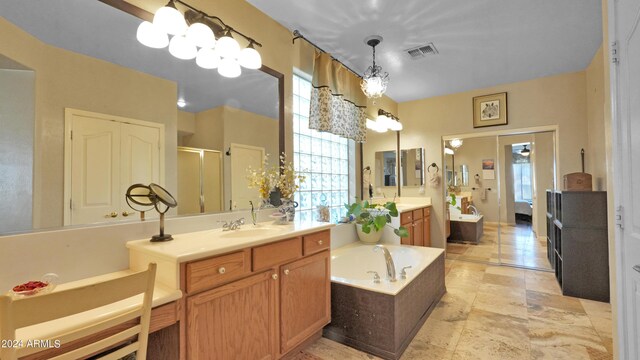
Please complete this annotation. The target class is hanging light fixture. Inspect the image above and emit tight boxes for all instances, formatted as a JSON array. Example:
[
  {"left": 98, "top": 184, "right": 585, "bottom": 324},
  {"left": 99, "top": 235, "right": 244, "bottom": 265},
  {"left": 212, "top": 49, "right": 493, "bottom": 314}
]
[
  {"left": 366, "top": 119, "right": 388, "bottom": 133},
  {"left": 450, "top": 138, "right": 463, "bottom": 150},
  {"left": 136, "top": 0, "right": 263, "bottom": 78},
  {"left": 520, "top": 144, "right": 531, "bottom": 156},
  {"left": 361, "top": 35, "right": 389, "bottom": 99},
  {"left": 377, "top": 109, "right": 403, "bottom": 131}
]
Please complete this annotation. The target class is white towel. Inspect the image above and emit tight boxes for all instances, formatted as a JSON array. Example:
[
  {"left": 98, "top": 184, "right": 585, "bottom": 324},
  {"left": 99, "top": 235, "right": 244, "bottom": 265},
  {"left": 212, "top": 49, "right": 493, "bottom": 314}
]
[{"left": 480, "top": 188, "right": 487, "bottom": 200}]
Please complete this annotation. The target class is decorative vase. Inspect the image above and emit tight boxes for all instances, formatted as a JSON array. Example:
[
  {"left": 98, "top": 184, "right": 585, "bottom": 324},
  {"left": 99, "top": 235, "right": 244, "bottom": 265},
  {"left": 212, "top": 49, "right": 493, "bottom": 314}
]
[
  {"left": 356, "top": 224, "right": 384, "bottom": 244},
  {"left": 279, "top": 198, "right": 298, "bottom": 222}
]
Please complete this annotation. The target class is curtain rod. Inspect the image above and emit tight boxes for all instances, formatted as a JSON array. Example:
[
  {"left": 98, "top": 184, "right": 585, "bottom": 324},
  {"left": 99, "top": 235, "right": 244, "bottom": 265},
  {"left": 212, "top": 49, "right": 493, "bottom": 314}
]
[{"left": 292, "top": 30, "right": 362, "bottom": 79}]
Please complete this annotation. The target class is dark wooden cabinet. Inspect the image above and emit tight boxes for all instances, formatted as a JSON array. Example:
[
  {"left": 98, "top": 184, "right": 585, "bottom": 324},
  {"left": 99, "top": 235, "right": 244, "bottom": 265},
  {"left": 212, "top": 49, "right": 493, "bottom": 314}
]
[
  {"left": 186, "top": 270, "right": 278, "bottom": 360},
  {"left": 423, "top": 208, "right": 431, "bottom": 247},
  {"left": 280, "top": 251, "right": 331, "bottom": 354},
  {"left": 546, "top": 190, "right": 609, "bottom": 302}
]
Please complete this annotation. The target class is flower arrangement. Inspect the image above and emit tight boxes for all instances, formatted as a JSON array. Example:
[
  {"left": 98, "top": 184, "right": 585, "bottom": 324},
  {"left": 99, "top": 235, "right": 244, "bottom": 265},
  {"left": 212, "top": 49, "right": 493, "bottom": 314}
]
[
  {"left": 246, "top": 154, "right": 277, "bottom": 202},
  {"left": 276, "top": 153, "right": 305, "bottom": 200},
  {"left": 345, "top": 200, "right": 409, "bottom": 238},
  {"left": 246, "top": 153, "right": 305, "bottom": 203}
]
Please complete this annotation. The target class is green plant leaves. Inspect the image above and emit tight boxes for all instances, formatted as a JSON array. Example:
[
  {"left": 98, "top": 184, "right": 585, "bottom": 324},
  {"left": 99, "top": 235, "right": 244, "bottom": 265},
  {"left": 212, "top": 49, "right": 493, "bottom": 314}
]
[
  {"left": 361, "top": 222, "right": 371, "bottom": 234},
  {"left": 394, "top": 226, "right": 409, "bottom": 238},
  {"left": 374, "top": 215, "right": 387, "bottom": 231}
]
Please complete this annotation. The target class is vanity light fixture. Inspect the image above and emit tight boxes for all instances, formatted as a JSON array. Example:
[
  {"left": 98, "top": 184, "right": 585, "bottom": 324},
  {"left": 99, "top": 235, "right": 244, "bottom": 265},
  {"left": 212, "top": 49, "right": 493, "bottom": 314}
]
[
  {"left": 177, "top": 99, "right": 186, "bottom": 108},
  {"left": 444, "top": 147, "right": 455, "bottom": 155},
  {"left": 449, "top": 138, "right": 463, "bottom": 150},
  {"left": 377, "top": 109, "right": 403, "bottom": 131},
  {"left": 136, "top": 0, "right": 262, "bottom": 77},
  {"left": 366, "top": 118, "right": 388, "bottom": 133},
  {"left": 520, "top": 144, "right": 531, "bottom": 156},
  {"left": 361, "top": 35, "right": 389, "bottom": 99}
]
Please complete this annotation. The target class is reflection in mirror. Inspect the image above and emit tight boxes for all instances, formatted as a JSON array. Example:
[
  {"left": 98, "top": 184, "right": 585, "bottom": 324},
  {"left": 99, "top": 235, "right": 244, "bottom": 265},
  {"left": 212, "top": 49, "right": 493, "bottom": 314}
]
[
  {"left": 375, "top": 151, "right": 398, "bottom": 188},
  {"left": 459, "top": 164, "right": 469, "bottom": 186},
  {"left": 0, "top": 0, "right": 279, "bottom": 235},
  {"left": 400, "top": 148, "right": 424, "bottom": 187}
]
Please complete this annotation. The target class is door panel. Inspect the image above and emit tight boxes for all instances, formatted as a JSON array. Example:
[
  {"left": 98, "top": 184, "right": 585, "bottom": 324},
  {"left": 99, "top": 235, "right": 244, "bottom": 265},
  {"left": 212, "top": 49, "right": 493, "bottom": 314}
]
[
  {"left": 177, "top": 149, "right": 202, "bottom": 215},
  {"left": 70, "top": 116, "right": 120, "bottom": 225},
  {"left": 613, "top": 0, "right": 640, "bottom": 357},
  {"left": 121, "top": 123, "right": 160, "bottom": 195},
  {"left": 230, "top": 143, "right": 265, "bottom": 209},
  {"left": 413, "top": 218, "right": 424, "bottom": 246},
  {"left": 280, "top": 251, "right": 330, "bottom": 354},
  {"left": 203, "top": 150, "right": 222, "bottom": 212},
  {"left": 187, "top": 271, "right": 277, "bottom": 360}
]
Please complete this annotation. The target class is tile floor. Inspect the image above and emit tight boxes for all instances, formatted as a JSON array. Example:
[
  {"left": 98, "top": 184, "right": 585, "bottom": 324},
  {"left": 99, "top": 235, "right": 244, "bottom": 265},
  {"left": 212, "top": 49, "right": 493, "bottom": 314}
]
[
  {"left": 447, "top": 222, "right": 551, "bottom": 270},
  {"left": 300, "top": 260, "right": 613, "bottom": 360}
]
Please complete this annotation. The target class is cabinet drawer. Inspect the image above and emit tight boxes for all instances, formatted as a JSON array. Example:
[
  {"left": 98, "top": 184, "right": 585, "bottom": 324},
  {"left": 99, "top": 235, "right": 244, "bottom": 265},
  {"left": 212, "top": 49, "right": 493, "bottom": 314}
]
[
  {"left": 424, "top": 207, "right": 430, "bottom": 217},
  {"left": 400, "top": 212, "right": 413, "bottom": 225},
  {"left": 253, "top": 237, "right": 302, "bottom": 271},
  {"left": 186, "top": 249, "right": 251, "bottom": 293},
  {"left": 303, "top": 230, "right": 330, "bottom": 255},
  {"left": 412, "top": 209, "right": 424, "bottom": 220}
]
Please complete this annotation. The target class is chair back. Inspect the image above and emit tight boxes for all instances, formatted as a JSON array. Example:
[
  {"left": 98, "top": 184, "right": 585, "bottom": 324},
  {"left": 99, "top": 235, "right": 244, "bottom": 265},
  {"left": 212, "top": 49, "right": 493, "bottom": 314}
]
[{"left": 0, "top": 263, "right": 156, "bottom": 360}]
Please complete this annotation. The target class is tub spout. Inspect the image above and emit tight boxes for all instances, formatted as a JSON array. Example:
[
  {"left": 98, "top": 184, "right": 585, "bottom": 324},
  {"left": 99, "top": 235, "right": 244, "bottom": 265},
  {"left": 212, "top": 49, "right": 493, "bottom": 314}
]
[{"left": 373, "top": 245, "right": 397, "bottom": 282}]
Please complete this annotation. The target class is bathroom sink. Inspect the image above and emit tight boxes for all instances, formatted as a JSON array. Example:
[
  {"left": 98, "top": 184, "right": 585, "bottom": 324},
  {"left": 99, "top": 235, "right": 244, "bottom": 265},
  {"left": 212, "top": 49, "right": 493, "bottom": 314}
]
[{"left": 219, "top": 226, "right": 286, "bottom": 239}]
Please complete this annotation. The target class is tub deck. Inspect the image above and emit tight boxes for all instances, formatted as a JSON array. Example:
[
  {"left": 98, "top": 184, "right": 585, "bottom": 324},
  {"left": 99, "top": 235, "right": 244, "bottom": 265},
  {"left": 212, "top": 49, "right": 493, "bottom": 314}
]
[{"left": 324, "top": 247, "right": 445, "bottom": 360}]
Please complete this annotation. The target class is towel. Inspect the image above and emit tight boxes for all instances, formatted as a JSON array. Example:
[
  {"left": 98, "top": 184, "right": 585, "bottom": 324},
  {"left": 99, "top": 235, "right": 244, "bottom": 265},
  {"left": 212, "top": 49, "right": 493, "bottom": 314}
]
[{"left": 480, "top": 188, "right": 488, "bottom": 200}]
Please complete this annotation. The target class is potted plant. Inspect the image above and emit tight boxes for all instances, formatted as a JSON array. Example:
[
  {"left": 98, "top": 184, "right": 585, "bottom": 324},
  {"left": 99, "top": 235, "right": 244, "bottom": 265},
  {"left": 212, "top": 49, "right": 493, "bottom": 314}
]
[{"left": 345, "top": 200, "right": 409, "bottom": 244}]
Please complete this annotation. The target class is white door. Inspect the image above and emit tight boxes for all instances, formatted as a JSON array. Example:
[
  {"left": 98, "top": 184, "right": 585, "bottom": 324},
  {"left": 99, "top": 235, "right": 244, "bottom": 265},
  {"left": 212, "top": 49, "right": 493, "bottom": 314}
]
[
  {"left": 611, "top": 0, "right": 640, "bottom": 358},
  {"left": 230, "top": 143, "right": 265, "bottom": 210},
  {"left": 120, "top": 123, "right": 161, "bottom": 219},
  {"left": 69, "top": 114, "right": 121, "bottom": 225}
]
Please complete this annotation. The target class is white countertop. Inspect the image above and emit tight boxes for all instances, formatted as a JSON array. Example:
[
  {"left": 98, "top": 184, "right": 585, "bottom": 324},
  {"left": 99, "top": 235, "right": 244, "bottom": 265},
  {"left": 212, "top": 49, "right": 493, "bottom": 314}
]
[
  {"left": 15, "top": 270, "right": 182, "bottom": 344},
  {"left": 396, "top": 203, "right": 432, "bottom": 212},
  {"left": 127, "top": 220, "right": 335, "bottom": 263}
]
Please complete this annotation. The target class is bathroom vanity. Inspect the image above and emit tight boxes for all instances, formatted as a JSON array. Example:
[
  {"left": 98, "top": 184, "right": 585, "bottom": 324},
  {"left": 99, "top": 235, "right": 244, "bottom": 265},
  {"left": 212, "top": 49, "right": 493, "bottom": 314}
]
[{"left": 127, "top": 222, "right": 334, "bottom": 359}]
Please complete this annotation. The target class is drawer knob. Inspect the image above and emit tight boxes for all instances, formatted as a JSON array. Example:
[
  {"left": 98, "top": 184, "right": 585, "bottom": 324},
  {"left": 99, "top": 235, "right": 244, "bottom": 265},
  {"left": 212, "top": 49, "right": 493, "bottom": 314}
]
[
  {"left": 272, "top": 274, "right": 279, "bottom": 280},
  {"left": 218, "top": 267, "right": 226, "bottom": 274},
  {"left": 284, "top": 269, "right": 290, "bottom": 275},
  {"left": 318, "top": 240, "right": 323, "bottom": 245}
]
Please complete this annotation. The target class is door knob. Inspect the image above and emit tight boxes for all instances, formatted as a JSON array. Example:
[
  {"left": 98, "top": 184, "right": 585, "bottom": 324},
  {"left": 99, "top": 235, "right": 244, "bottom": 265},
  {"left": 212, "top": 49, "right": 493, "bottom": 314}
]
[
  {"left": 122, "top": 211, "right": 135, "bottom": 217},
  {"left": 272, "top": 274, "right": 278, "bottom": 280},
  {"left": 284, "top": 269, "right": 290, "bottom": 275},
  {"left": 105, "top": 212, "right": 118, "bottom": 218}
]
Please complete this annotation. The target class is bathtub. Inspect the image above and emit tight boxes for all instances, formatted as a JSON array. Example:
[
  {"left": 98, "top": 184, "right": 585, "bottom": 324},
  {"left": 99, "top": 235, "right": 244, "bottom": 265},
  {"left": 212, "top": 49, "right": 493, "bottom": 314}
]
[
  {"left": 449, "top": 214, "right": 484, "bottom": 243},
  {"left": 324, "top": 243, "right": 445, "bottom": 360}
]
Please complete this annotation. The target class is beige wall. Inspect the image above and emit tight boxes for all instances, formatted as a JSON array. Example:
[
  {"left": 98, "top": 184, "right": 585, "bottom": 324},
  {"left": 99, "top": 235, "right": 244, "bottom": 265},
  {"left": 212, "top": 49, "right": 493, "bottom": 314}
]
[
  {"left": 0, "top": 17, "right": 178, "bottom": 230},
  {"left": 586, "top": 45, "right": 608, "bottom": 191},
  {"left": 399, "top": 71, "right": 589, "bottom": 248}
]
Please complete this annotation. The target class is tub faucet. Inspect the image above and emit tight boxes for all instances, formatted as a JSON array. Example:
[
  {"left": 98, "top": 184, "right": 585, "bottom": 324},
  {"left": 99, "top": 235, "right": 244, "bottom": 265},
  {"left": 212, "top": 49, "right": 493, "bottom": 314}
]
[
  {"left": 467, "top": 204, "right": 479, "bottom": 216},
  {"left": 373, "top": 245, "right": 397, "bottom": 282}
]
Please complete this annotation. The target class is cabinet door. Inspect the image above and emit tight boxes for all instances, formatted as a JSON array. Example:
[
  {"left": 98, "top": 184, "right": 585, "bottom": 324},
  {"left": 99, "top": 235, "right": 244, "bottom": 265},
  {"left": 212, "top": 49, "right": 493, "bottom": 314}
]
[
  {"left": 423, "top": 214, "right": 431, "bottom": 247},
  {"left": 402, "top": 223, "right": 413, "bottom": 245},
  {"left": 187, "top": 271, "right": 278, "bottom": 360},
  {"left": 413, "top": 218, "right": 424, "bottom": 246},
  {"left": 280, "top": 251, "right": 330, "bottom": 354}
]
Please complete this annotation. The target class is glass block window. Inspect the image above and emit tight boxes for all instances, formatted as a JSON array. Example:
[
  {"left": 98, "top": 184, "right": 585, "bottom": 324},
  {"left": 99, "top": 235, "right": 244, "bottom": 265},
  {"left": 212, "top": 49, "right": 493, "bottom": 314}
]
[{"left": 293, "top": 73, "right": 353, "bottom": 223}]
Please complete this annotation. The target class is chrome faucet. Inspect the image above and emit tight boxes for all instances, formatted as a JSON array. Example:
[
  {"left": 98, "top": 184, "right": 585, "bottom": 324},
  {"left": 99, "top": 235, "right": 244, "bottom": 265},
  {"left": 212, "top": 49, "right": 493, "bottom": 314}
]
[
  {"left": 220, "top": 218, "right": 245, "bottom": 231},
  {"left": 467, "top": 204, "right": 479, "bottom": 216},
  {"left": 373, "top": 245, "right": 397, "bottom": 282},
  {"left": 249, "top": 201, "right": 257, "bottom": 225}
]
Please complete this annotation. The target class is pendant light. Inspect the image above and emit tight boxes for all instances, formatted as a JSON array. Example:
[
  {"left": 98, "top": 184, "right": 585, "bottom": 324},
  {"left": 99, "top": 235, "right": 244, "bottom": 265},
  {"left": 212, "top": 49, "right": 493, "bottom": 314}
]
[
  {"left": 218, "top": 56, "right": 241, "bottom": 78},
  {"left": 196, "top": 47, "right": 221, "bottom": 69},
  {"left": 449, "top": 138, "right": 463, "bottom": 150},
  {"left": 361, "top": 35, "right": 389, "bottom": 99},
  {"left": 185, "top": 21, "right": 216, "bottom": 49},
  {"left": 216, "top": 29, "right": 241, "bottom": 59},
  {"left": 153, "top": 0, "right": 187, "bottom": 35},
  {"left": 521, "top": 145, "right": 531, "bottom": 156},
  {"left": 169, "top": 35, "right": 197, "bottom": 60}
]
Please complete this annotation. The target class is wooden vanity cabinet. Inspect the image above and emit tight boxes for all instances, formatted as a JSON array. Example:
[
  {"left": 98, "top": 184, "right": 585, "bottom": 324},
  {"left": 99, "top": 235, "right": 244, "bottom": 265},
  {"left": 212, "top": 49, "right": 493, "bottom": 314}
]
[
  {"left": 400, "top": 206, "right": 431, "bottom": 247},
  {"left": 182, "top": 230, "right": 331, "bottom": 360},
  {"left": 186, "top": 270, "right": 278, "bottom": 360},
  {"left": 280, "top": 251, "right": 331, "bottom": 354}
]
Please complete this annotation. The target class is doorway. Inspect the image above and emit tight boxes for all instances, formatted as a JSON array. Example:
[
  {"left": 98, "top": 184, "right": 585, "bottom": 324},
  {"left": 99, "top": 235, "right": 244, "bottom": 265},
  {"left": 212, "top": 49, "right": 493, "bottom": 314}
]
[{"left": 444, "top": 129, "right": 557, "bottom": 271}]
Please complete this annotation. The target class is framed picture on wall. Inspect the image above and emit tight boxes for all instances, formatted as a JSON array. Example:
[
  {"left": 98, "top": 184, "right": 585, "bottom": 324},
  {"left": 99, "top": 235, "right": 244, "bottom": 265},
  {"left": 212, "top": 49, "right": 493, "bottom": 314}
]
[{"left": 473, "top": 92, "right": 508, "bottom": 128}]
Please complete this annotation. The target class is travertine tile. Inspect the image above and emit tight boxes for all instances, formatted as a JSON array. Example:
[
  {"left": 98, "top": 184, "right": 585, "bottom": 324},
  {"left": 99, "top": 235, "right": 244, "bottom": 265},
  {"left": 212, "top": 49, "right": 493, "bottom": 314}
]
[
  {"left": 400, "top": 336, "right": 454, "bottom": 360},
  {"left": 473, "top": 283, "right": 528, "bottom": 319},
  {"left": 452, "top": 327, "right": 530, "bottom": 360},
  {"left": 482, "top": 272, "right": 526, "bottom": 288}
]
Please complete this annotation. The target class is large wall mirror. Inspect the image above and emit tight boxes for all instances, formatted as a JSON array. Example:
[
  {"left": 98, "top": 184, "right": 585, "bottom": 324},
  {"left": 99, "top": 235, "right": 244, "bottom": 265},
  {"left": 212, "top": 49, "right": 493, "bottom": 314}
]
[{"left": 0, "top": 0, "right": 283, "bottom": 235}]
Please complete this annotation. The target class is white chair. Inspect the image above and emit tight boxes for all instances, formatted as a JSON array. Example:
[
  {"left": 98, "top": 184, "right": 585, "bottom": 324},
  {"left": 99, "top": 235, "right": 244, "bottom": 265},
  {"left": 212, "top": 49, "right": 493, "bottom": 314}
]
[{"left": 0, "top": 263, "right": 156, "bottom": 360}]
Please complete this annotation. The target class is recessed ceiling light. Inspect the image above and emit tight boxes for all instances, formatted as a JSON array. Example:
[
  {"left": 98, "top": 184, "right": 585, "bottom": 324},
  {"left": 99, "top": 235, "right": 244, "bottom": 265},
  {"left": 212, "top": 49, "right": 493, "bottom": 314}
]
[{"left": 177, "top": 99, "right": 186, "bottom": 108}]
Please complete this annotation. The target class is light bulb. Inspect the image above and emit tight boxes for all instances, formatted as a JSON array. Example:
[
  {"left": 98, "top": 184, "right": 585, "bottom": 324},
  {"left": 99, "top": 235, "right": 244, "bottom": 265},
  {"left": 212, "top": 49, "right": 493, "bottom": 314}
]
[
  {"left": 216, "top": 34, "right": 240, "bottom": 59},
  {"left": 388, "top": 119, "right": 403, "bottom": 131},
  {"left": 196, "top": 48, "right": 220, "bottom": 69},
  {"left": 177, "top": 99, "right": 186, "bottom": 108},
  {"left": 153, "top": 3, "right": 187, "bottom": 35},
  {"left": 366, "top": 119, "right": 387, "bottom": 133},
  {"left": 136, "top": 21, "right": 169, "bottom": 49},
  {"left": 218, "top": 57, "right": 241, "bottom": 78},
  {"left": 450, "top": 138, "right": 463, "bottom": 149},
  {"left": 239, "top": 46, "right": 262, "bottom": 69},
  {"left": 364, "top": 76, "right": 385, "bottom": 97},
  {"left": 169, "top": 36, "right": 197, "bottom": 60},
  {"left": 185, "top": 22, "right": 216, "bottom": 48}
]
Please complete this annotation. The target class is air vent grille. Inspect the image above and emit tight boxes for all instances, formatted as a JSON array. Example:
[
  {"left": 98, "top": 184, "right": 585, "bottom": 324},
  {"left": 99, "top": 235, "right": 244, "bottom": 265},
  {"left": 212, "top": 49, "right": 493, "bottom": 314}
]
[{"left": 406, "top": 43, "right": 438, "bottom": 59}]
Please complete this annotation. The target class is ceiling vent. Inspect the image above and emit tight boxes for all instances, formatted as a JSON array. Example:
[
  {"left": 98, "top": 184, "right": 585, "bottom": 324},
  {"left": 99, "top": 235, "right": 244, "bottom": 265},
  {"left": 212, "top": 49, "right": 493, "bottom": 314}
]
[{"left": 406, "top": 43, "right": 438, "bottom": 59}]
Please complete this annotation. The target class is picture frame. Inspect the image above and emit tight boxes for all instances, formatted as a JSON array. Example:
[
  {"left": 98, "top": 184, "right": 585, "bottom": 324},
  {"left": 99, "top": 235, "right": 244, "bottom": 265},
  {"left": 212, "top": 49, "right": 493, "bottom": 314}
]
[{"left": 473, "top": 92, "right": 508, "bottom": 128}]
